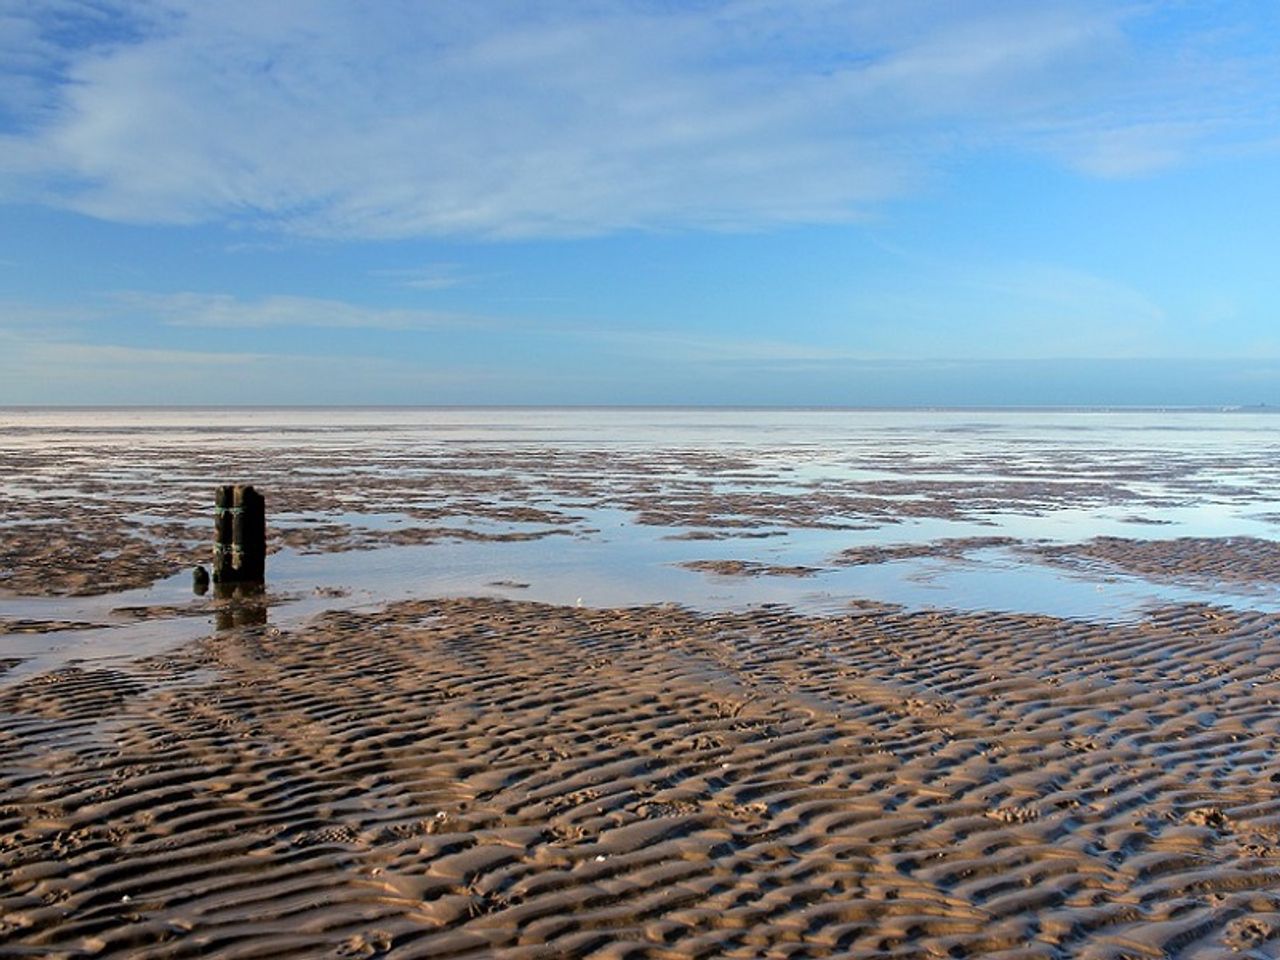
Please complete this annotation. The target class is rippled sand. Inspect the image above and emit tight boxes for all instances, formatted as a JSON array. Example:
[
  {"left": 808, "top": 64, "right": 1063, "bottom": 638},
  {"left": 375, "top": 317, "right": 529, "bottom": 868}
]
[{"left": 5, "top": 595, "right": 1280, "bottom": 958}]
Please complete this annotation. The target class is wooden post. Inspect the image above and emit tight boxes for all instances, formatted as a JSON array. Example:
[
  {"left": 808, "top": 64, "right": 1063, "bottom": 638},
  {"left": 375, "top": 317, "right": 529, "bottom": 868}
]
[
  {"left": 212, "top": 484, "right": 266, "bottom": 584},
  {"left": 235, "top": 485, "right": 266, "bottom": 583},
  {"left": 213, "top": 485, "right": 235, "bottom": 583}
]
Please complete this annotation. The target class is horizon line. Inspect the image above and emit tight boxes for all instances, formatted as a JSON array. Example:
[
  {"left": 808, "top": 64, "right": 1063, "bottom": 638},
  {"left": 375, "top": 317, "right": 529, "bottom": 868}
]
[{"left": 1, "top": 403, "right": 1274, "bottom": 413}]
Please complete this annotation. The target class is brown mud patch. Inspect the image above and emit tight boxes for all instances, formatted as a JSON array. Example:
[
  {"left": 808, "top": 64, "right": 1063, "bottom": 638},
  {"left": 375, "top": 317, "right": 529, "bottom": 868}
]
[
  {"left": 1033, "top": 536, "right": 1280, "bottom": 587},
  {"left": 0, "top": 619, "right": 99, "bottom": 636},
  {"left": 836, "top": 536, "right": 1019, "bottom": 566},
  {"left": 663, "top": 529, "right": 790, "bottom": 541},
  {"left": 4, "top": 598, "right": 1280, "bottom": 957},
  {"left": 680, "top": 560, "right": 824, "bottom": 578},
  {"left": 0, "top": 522, "right": 201, "bottom": 598},
  {"left": 275, "top": 523, "right": 574, "bottom": 555}
]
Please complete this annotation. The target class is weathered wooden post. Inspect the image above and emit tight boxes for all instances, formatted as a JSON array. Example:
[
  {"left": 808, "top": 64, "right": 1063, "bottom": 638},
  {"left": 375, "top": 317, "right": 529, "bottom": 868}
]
[
  {"left": 234, "top": 485, "right": 266, "bottom": 583},
  {"left": 213, "top": 484, "right": 266, "bottom": 584},
  {"left": 213, "top": 485, "right": 235, "bottom": 582}
]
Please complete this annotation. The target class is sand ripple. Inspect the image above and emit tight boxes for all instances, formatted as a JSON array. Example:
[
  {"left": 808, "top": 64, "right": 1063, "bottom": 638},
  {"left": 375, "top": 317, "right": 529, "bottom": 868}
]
[
  {"left": 1033, "top": 536, "right": 1280, "bottom": 587},
  {"left": 4, "top": 599, "right": 1280, "bottom": 957}
]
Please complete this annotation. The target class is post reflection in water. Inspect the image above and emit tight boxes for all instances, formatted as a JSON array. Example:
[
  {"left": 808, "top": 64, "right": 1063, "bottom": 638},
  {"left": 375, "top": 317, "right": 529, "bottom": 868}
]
[{"left": 212, "top": 583, "right": 268, "bottom": 630}]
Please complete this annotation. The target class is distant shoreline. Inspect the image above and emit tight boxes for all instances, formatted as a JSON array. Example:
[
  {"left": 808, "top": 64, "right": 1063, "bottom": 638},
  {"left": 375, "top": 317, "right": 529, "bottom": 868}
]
[{"left": 0, "top": 403, "right": 1275, "bottom": 413}]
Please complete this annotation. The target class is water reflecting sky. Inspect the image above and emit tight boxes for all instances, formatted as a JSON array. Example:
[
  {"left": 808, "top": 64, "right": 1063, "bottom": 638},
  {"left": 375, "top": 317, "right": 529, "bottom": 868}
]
[{"left": 2, "top": 407, "right": 1280, "bottom": 679}]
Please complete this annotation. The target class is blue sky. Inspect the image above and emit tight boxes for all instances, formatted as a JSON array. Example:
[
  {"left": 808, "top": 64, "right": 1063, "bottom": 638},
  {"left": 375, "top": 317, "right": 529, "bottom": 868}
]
[{"left": 1, "top": 1, "right": 1278, "bottom": 405}]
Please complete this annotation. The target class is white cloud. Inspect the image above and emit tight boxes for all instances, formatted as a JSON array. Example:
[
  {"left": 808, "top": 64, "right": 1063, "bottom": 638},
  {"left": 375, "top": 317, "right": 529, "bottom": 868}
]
[{"left": 1, "top": 1, "right": 1274, "bottom": 238}]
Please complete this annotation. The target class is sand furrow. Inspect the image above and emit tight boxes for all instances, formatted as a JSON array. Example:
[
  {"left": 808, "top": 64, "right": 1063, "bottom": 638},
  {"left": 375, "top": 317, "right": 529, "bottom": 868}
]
[{"left": 5, "top": 598, "right": 1280, "bottom": 956}]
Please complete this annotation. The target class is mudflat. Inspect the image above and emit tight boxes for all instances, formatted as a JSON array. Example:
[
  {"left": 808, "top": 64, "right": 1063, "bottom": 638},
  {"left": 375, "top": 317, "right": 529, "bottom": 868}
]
[{"left": 3, "top": 408, "right": 1280, "bottom": 957}]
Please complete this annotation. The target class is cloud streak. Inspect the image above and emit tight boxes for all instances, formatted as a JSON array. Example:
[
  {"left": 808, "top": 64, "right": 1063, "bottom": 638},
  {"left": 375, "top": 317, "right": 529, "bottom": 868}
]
[
  {"left": 0, "top": 328, "right": 493, "bottom": 404},
  {"left": 1, "top": 1, "right": 1276, "bottom": 239},
  {"left": 110, "top": 292, "right": 478, "bottom": 331},
  {"left": 369, "top": 263, "right": 480, "bottom": 292}
]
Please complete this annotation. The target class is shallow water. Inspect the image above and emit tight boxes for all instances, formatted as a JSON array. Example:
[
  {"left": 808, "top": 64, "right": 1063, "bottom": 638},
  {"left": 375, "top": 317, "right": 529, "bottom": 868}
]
[{"left": 3, "top": 406, "right": 1280, "bottom": 678}]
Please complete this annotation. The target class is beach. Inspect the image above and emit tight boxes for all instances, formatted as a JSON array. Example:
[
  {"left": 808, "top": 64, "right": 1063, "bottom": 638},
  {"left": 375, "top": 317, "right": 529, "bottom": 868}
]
[{"left": 4, "top": 408, "right": 1280, "bottom": 958}]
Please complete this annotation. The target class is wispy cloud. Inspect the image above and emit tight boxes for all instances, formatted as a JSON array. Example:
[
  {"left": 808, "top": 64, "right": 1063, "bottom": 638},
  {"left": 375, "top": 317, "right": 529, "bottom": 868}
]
[
  {"left": 1, "top": 290, "right": 480, "bottom": 332},
  {"left": 370, "top": 263, "right": 479, "bottom": 292},
  {"left": 1049, "top": 120, "right": 1203, "bottom": 178},
  {"left": 0, "top": 327, "right": 494, "bottom": 404},
  {"left": 840, "top": 258, "right": 1175, "bottom": 359},
  {"left": 566, "top": 327, "right": 878, "bottom": 365},
  {"left": 1, "top": 1, "right": 1275, "bottom": 239},
  {"left": 0, "top": 298, "right": 95, "bottom": 333},
  {"left": 0, "top": 327, "right": 266, "bottom": 402},
  {"left": 963, "top": 262, "right": 1168, "bottom": 355},
  {"left": 14, "top": 338, "right": 267, "bottom": 367},
  {"left": 110, "top": 291, "right": 478, "bottom": 330}
]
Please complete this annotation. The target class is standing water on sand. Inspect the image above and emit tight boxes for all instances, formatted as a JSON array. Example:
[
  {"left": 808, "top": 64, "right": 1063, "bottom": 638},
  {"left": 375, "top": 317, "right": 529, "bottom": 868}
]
[{"left": 3, "top": 406, "right": 1280, "bottom": 671}]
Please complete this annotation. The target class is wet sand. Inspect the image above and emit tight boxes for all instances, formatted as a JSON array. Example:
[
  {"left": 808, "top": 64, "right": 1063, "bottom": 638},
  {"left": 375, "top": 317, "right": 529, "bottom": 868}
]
[
  {"left": 5, "top": 409, "right": 1280, "bottom": 957},
  {"left": 5, "top": 597, "right": 1280, "bottom": 957},
  {"left": 1032, "top": 537, "right": 1280, "bottom": 588}
]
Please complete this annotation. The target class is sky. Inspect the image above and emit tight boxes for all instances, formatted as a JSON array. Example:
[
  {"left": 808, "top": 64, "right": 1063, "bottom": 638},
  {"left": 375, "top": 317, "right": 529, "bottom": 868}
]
[{"left": 1, "top": 0, "right": 1278, "bottom": 406}]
